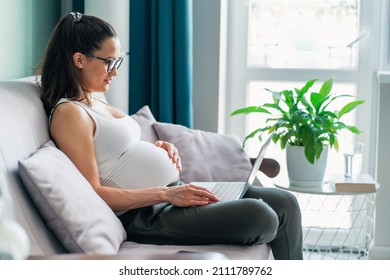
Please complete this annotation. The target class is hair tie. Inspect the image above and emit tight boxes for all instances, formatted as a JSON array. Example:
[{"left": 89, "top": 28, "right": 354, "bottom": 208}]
[{"left": 70, "top": 12, "right": 82, "bottom": 23}]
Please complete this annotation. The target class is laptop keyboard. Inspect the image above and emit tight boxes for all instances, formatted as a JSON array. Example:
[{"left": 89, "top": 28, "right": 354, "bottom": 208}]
[{"left": 211, "top": 182, "right": 244, "bottom": 201}]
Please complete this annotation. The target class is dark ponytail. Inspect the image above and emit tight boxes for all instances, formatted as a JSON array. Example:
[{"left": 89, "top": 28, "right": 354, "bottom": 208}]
[{"left": 37, "top": 13, "right": 117, "bottom": 115}]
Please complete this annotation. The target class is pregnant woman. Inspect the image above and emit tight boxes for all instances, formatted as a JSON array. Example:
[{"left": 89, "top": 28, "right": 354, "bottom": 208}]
[{"left": 38, "top": 12, "right": 303, "bottom": 260}]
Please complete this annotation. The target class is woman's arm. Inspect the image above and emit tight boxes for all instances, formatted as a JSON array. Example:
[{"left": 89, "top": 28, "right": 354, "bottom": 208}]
[{"left": 50, "top": 103, "right": 218, "bottom": 211}]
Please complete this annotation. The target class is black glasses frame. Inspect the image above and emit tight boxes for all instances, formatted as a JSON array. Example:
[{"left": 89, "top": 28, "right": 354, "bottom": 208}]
[{"left": 84, "top": 53, "right": 123, "bottom": 72}]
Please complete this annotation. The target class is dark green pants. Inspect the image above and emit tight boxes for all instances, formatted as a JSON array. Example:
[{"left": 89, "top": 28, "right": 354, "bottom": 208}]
[{"left": 119, "top": 186, "right": 303, "bottom": 260}]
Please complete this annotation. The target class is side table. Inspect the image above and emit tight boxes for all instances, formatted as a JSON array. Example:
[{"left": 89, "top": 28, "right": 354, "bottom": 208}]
[{"left": 274, "top": 174, "right": 379, "bottom": 260}]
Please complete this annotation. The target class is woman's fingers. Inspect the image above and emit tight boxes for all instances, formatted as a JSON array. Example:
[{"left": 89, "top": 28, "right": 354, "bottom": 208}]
[
  {"left": 188, "top": 184, "right": 219, "bottom": 202},
  {"left": 167, "top": 184, "right": 219, "bottom": 207},
  {"left": 155, "top": 141, "right": 182, "bottom": 172},
  {"left": 172, "top": 150, "right": 182, "bottom": 172}
]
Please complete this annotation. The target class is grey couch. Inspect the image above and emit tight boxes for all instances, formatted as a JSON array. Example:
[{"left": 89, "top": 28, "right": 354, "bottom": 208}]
[{"left": 0, "top": 76, "right": 278, "bottom": 259}]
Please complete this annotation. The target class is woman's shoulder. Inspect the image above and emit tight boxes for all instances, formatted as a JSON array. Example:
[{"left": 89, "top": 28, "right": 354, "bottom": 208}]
[
  {"left": 50, "top": 101, "right": 95, "bottom": 141},
  {"left": 53, "top": 100, "right": 86, "bottom": 116},
  {"left": 51, "top": 101, "right": 93, "bottom": 126}
]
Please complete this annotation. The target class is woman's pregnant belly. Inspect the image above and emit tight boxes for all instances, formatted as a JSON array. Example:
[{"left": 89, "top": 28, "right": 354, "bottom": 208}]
[{"left": 99, "top": 141, "right": 180, "bottom": 189}]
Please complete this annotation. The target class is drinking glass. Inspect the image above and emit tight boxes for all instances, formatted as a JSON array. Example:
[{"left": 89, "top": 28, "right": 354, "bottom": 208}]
[{"left": 344, "top": 142, "right": 364, "bottom": 178}]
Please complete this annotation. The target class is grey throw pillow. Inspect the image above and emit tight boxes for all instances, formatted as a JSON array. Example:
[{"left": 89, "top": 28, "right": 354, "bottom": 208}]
[
  {"left": 152, "top": 122, "right": 257, "bottom": 184},
  {"left": 18, "top": 141, "right": 127, "bottom": 254},
  {"left": 130, "top": 105, "right": 158, "bottom": 143}
]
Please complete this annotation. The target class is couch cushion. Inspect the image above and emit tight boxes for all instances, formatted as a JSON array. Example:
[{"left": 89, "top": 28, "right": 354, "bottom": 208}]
[
  {"left": 118, "top": 241, "right": 273, "bottom": 260},
  {"left": 0, "top": 77, "right": 67, "bottom": 255},
  {"left": 152, "top": 122, "right": 256, "bottom": 184},
  {"left": 18, "top": 141, "right": 127, "bottom": 254}
]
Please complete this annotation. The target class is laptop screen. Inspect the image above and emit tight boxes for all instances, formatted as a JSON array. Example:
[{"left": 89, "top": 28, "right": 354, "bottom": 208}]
[{"left": 246, "top": 132, "right": 274, "bottom": 185}]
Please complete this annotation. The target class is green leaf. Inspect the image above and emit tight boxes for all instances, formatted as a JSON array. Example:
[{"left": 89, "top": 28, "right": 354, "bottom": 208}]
[
  {"left": 265, "top": 88, "right": 282, "bottom": 105},
  {"left": 314, "top": 141, "right": 323, "bottom": 160},
  {"left": 263, "top": 103, "right": 283, "bottom": 112},
  {"left": 319, "top": 78, "right": 334, "bottom": 98},
  {"left": 299, "top": 95, "right": 312, "bottom": 112},
  {"left": 333, "top": 137, "right": 339, "bottom": 152},
  {"left": 318, "top": 110, "right": 338, "bottom": 119},
  {"left": 281, "top": 90, "right": 294, "bottom": 109},
  {"left": 280, "top": 130, "right": 295, "bottom": 149},
  {"left": 321, "top": 94, "right": 355, "bottom": 112},
  {"left": 298, "top": 79, "right": 317, "bottom": 98},
  {"left": 300, "top": 125, "right": 314, "bottom": 146},
  {"left": 272, "top": 133, "right": 280, "bottom": 143},
  {"left": 346, "top": 125, "right": 362, "bottom": 134},
  {"left": 338, "top": 100, "right": 365, "bottom": 118},
  {"left": 304, "top": 145, "right": 316, "bottom": 164},
  {"left": 328, "top": 133, "right": 335, "bottom": 146},
  {"left": 230, "top": 106, "right": 270, "bottom": 116},
  {"left": 242, "top": 128, "right": 264, "bottom": 146},
  {"left": 310, "top": 92, "right": 324, "bottom": 112}
]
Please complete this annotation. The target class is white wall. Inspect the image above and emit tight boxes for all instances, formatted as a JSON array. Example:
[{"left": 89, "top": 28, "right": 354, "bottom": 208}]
[
  {"left": 84, "top": 0, "right": 130, "bottom": 114},
  {"left": 370, "top": 73, "right": 390, "bottom": 259},
  {"left": 0, "top": 0, "right": 59, "bottom": 81},
  {"left": 0, "top": 1, "right": 32, "bottom": 80},
  {"left": 192, "top": 0, "right": 222, "bottom": 132},
  {"left": 368, "top": 0, "right": 390, "bottom": 260}
]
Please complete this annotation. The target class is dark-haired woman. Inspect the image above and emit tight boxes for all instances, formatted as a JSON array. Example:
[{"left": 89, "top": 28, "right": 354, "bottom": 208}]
[{"left": 38, "top": 12, "right": 303, "bottom": 260}]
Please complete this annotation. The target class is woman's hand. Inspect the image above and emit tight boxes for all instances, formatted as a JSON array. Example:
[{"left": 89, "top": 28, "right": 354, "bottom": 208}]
[
  {"left": 165, "top": 184, "right": 219, "bottom": 207},
  {"left": 155, "top": 140, "right": 182, "bottom": 172}
]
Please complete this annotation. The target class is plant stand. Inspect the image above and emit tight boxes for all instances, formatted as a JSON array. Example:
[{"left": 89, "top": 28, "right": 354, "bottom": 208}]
[{"left": 274, "top": 175, "right": 378, "bottom": 260}]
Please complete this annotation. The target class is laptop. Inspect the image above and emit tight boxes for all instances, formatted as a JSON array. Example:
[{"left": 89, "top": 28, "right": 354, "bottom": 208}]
[{"left": 192, "top": 132, "right": 274, "bottom": 202}]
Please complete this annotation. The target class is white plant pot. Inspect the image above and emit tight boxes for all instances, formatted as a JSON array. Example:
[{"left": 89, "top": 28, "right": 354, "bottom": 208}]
[{"left": 286, "top": 145, "right": 328, "bottom": 187}]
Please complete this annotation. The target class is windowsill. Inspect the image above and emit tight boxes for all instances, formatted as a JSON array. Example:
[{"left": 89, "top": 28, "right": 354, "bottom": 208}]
[{"left": 377, "top": 71, "right": 390, "bottom": 84}]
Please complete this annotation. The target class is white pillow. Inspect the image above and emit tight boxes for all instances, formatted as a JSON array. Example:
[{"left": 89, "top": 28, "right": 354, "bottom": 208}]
[{"left": 18, "top": 141, "right": 126, "bottom": 254}]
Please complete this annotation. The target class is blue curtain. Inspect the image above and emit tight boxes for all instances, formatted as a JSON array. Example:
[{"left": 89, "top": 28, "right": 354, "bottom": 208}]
[
  {"left": 129, "top": 0, "right": 193, "bottom": 127},
  {"left": 72, "top": 0, "right": 84, "bottom": 13}
]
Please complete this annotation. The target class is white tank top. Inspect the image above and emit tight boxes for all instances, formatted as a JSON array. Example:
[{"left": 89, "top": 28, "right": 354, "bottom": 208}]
[{"left": 52, "top": 98, "right": 179, "bottom": 189}]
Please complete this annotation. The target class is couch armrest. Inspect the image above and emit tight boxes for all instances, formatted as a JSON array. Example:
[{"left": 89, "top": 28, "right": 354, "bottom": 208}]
[{"left": 251, "top": 158, "right": 280, "bottom": 178}]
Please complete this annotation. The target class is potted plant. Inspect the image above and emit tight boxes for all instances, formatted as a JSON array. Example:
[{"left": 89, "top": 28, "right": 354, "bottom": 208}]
[{"left": 231, "top": 78, "right": 365, "bottom": 186}]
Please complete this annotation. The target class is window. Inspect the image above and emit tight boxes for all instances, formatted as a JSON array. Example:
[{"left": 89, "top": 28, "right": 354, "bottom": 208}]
[
  {"left": 224, "top": 0, "right": 380, "bottom": 177},
  {"left": 248, "top": 0, "right": 360, "bottom": 69}
]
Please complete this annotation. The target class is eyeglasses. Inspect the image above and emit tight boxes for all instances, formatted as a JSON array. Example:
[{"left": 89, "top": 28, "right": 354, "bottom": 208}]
[{"left": 84, "top": 53, "right": 123, "bottom": 73}]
